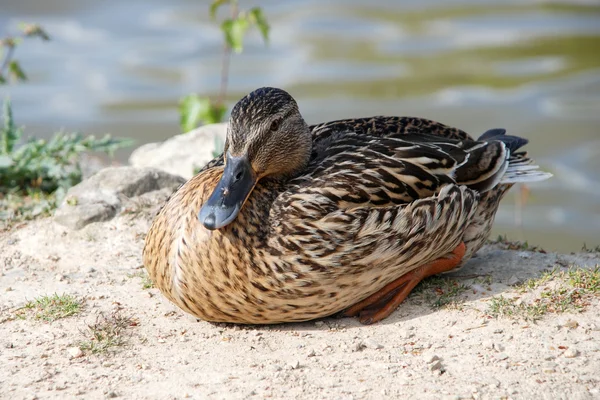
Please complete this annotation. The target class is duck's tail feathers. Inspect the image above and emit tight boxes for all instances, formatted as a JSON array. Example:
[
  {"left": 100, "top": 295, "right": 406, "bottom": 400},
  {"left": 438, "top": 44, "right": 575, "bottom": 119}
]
[
  {"left": 501, "top": 154, "right": 553, "bottom": 184},
  {"left": 477, "top": 128, "right": 552, "bottom": 185}
]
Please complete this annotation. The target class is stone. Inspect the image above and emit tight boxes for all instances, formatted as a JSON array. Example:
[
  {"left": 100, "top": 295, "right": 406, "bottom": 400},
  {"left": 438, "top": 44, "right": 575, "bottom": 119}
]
[
  {"left": 424, "top": 354, "right": 441, "bottom": 364},
  {"left": 67, "top": 346, "right": 84, "bottom": 359},
  {"left": 563, "top": 348, "right": 580, "bottom": 358},
  {"left": 129, "top": 123, "right": 227, "bottom": 179},
  {"left": 430, "top": 360, "right": 443, "bottom": 371},
  {"left": 361, "top": 338, "right": 383, "bottom": 350},
  {"left": 54, "top": 167, "right": 185, "bottom": 229}
]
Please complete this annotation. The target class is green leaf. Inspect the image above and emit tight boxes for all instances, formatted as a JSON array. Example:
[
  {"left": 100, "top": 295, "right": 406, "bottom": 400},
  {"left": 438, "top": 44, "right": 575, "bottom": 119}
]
[
  {"left": 1, "top": 99, "right": 23, "bottom": 154},
  {"left": 210, "top": 0, "right": 229, "bottom": 20},
  {"left": 19, "top": 23, "right": 50, "bottom": 41},
  {"left": 0, "top": 155, "right": 13, "bottom": 168},
  {"left": 179, "top": 95, "right": 227, "bottom": 133},
  {"left": 222, "top": 17, "right": 249, "bottom": 53},
  {"left": 248, "top": 7, "right": 270, "bottom": 44},
  {"left": 0, "top": 75, "right": 6, "bottom": 85},
  {"left": 8, "top": 61, "right": 27, "bottom": 82}
]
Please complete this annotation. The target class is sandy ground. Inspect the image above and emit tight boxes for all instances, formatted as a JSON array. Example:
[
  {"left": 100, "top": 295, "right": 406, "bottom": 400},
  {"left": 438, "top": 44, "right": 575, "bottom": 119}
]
[{"left": 1, "top": 194, "right": 599, "bottom": 400}]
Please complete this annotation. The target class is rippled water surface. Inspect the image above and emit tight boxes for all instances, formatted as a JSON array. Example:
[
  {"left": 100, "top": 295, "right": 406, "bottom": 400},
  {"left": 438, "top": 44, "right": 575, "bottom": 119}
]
[{"left": 2, "top": 0, "right": 600, "bottom": 251}]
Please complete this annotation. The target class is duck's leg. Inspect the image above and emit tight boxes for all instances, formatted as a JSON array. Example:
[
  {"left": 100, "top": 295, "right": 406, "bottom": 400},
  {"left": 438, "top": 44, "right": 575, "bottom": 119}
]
[{"left": 344, "top": 242, "right": 466, "bottom": 325}]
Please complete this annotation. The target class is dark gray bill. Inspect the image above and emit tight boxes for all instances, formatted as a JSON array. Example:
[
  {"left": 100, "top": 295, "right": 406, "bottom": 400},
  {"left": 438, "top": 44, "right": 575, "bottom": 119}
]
[{"left": 198, "top": 154, "right": 257, "bottom": 230}]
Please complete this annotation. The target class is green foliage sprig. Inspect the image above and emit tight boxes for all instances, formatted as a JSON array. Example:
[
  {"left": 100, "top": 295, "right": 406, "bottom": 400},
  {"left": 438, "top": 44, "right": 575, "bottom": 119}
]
[
  {"left": 0, "top": 100, "right": 132, "bottom": 195},
  {"left": 0, "top": 23, "right": 132, "bottom": 224},
  {"left": 0, "top": 23, "right": 50, "bottom": 84},
  {"left": 179, "top": 0, "right": 270, "bottom": 132}
]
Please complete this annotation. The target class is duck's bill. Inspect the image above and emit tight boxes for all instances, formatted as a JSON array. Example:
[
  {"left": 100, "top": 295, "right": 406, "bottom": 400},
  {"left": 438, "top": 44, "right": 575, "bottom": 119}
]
[{"left": 198, "top": 155, "right": 257, "bottom": 230}]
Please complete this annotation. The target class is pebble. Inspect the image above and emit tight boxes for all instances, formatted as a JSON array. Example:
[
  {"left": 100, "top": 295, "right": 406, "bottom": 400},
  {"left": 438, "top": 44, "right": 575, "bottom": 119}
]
[
  {"left": 400, "top": 330, "right": 415, "bottom": 340},
  {"left": 307, "top": 349, "right": 316, "bottom": 357},
  {"left": 563, "top": 348, "right": 580, "bottom": 358},
  {"left": 564, "top": 319, "right": 579, "bottom": 329},
  {"left": 494, "top": 343, "right": 505, "bottom": 352},
  {"left": 287, "top": 360, "right": 300, "bottom": 370},
  {"left": 314, "top": 321, "right": 325, "bottom": 328},
  {"left": 496, "top": 353, "right": 509, "bottom": 361},
  {"left": 67, "top": 347, "right": 84, "bottom": 359},
  {"left": 542, "top": 362, "right": 557, "bottom": 373},
  {"left": 361, "top": 338, "right": 383, "bottom": 350},
  {"left": 423, "top": 354, "right": 440, "bottom": 364},
  {"left": 5, "top": 286, "right": 12, "bottom": 292},
  {"left": 429, "top": 360, "right": 443, "bottom": 371}
]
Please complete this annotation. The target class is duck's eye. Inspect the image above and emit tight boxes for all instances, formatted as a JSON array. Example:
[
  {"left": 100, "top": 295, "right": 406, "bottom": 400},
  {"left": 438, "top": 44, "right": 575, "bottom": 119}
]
[{"left": 269, "top": 119, "right": 280, "bottom": 132}]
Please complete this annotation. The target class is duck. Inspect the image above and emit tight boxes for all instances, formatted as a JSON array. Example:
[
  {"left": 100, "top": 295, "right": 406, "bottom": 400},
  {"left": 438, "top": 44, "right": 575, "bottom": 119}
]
[{"left": 143, "top": 87, "right": 551, "bottom": 325}]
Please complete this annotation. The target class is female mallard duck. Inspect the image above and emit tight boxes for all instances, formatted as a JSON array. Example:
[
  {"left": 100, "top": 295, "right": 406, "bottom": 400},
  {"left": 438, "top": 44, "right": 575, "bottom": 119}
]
[{"left": 143, "top": 87, "right": 551, "bottom": 325}]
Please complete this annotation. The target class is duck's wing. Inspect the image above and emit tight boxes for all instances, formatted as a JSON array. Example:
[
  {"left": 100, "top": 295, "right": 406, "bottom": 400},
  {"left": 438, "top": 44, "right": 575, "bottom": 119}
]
[
  {"left": 292, "top": 130, "right": 531, "bottom": 211},
  {"left": 309, "top": 116, "right": 473, "bottom": 143}
]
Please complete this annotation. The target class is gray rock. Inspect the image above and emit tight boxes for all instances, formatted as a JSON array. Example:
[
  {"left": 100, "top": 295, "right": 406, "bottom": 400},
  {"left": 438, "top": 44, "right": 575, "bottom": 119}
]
[
  {"left": 129, "top": 123, "right": 227, "bottom": 179},
  {"left": 563, "top": 348, "right": 580, "bottom": 358},
  {"left": 54, "top": 167, "right": 185, "bottom": 229}
]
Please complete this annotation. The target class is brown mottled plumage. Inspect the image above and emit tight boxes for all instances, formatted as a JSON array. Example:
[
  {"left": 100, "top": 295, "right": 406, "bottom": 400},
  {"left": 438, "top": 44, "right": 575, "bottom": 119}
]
[{"left": 143, "top": 87, "right": 551, "bottom": 324}]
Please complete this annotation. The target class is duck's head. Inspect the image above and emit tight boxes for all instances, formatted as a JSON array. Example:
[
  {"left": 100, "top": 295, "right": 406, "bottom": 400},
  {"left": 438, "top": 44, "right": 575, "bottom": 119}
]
[{"left": 198, "top": 87, "right": 312, "bottom": 230}]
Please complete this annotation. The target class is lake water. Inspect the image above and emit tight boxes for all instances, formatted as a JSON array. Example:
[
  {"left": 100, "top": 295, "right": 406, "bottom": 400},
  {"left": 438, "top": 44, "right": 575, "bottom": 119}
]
[{"left": 2, "top": 0, "right": 599, "bottom": 252}]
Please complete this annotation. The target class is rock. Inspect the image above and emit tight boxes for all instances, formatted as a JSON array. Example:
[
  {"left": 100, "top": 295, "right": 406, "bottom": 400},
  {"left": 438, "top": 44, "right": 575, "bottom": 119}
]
[
  {"left": 287, "top": 360, "right": 301, "bottom": 370},
  {"left": 67, "top": 346, "right": 83, "bottom": 359},
  {"left": 542, "top": 362, "right": 557, "bottom": 373},
  {"left": 429, "top": 360, "right": 443, "bottom": 371},
  {"left": 494, "top": 343, "right": 505, "bottom": 352},
  {"left": 563, "top": 348, "right": 579, "bottom": 358},
  {"left": 361, "top": 338, "right": 383, "bottom": 350},
  {"left": 54, "top": 167, "right": 185, "bottom": 229},
  {"left": 564, "top": 319, "right": 579, "bottom": 329},
  {"left": 129, "top": 123, "right": 227, "bottom": 179},
  {"left": 423, "top": 354, "right": 441, "bottom": 364}
]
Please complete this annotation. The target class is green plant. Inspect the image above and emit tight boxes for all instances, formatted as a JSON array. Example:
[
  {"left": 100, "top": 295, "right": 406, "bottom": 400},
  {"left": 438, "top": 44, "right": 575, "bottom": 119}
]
[
  {"left": 0, "top": 100, "right": 132, "bottom": 223},
  {"left": 127, "top": 270, "right": 155, "bottom": 290},
  {"left": 79, "top": 311, "right": 133, "bottom": 354},
  {"left": 179, "top": 0, "right": 270, "bottom": 132},
  {"left": 0, "top": 23, "right": 49, "bottom": 84},
  {"left": 413, "top": 276, "right": 469, "bottom": 308},
  {"left": 487, "top": 265, "right": 600, "bottom": 321},
  {"left": 15, "top": 293, "right": 83, "bottom": 322}
]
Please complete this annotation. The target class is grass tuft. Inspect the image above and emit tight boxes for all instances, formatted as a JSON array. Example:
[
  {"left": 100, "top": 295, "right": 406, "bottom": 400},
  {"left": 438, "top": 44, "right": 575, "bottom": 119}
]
[
  {"left": 127, "top": 270, "right": 155, "bottom": 289},
  {"left": 487, "top": 266, "right": 600, "bottom": 321},
  {"left": 15, "top": 293, "right": 83, "bottom": 322},
  {"left": 413, "top": 276, "right": 469, "bottom": 308},
  {"left": 581, "top": 243, "right": 600, "bottom": 253},
  {"left": 79, "top": 312, "right": 134, "bottom": 355},
  {"left": 488, "top": 234, "right": 546, "bottom": 253}
]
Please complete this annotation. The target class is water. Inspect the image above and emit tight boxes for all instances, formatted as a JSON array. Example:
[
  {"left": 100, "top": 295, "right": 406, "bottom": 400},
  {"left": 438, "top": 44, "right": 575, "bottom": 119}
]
[{"left": 1, "top": 0, "right": 599, "bottom": 252}]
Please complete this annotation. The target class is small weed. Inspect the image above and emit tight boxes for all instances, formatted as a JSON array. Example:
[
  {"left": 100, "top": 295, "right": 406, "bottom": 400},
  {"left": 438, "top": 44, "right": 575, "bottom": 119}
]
[
  {"left": 127, "top": 270, "right": 155, "bottom": 289},
  {"left": 487, "top": 296, "right": 548, "bottom": 321},
  {"left": 581, "top": 243, "right": 600, "bottom": 253},
  {"left": 79, "top": 312, "right": 133, "bottom": 355},
  {"left": 1, "top": 100, "right": 132, "bottom": 225},
  {"left": 15, "top": 293, "right": 83, "bottom": 322},
  {"left": 413, "top": 276, "right": 468, "bottom": 308},
  {"left": 488, "top": 234, "right": 546, "bottom": 253},
  {"left": 487, "top": 265, "right": 600, "bottom": 321},
  {"left": 566, "top": 266, "right": 600, "bottom": 293},
  {"left": 518, "top": 267, "right": 561, "bottom": 291}
]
